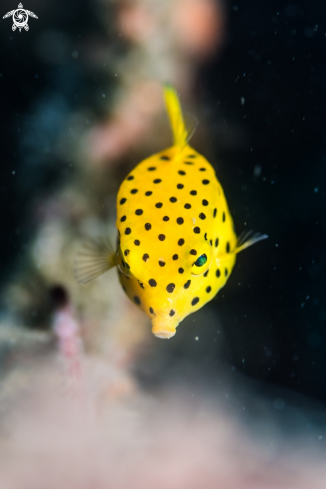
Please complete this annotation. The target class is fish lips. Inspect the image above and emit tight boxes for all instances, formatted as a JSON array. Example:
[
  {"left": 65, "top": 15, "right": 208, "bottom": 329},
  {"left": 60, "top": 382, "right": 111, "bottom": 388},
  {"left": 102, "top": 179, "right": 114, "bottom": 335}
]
[{"left": 151, "top": 315, "right": 180, "bottom": 339}]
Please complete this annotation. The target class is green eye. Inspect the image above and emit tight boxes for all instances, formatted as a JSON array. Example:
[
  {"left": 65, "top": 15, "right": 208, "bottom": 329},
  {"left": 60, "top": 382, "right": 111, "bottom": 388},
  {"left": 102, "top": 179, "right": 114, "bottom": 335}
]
[{"left": 194, "top": 254, "right": 207, "bottom": 267}]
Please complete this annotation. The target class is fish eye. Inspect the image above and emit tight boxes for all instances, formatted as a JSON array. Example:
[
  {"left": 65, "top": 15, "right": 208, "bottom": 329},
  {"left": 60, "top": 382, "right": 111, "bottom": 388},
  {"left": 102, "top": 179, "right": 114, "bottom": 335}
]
[
  {"left": 191, "top": 244, "right": 212, "bottom": 276},
  {"left": 194, "top": 254, "right": 207, "bottom": 267}
]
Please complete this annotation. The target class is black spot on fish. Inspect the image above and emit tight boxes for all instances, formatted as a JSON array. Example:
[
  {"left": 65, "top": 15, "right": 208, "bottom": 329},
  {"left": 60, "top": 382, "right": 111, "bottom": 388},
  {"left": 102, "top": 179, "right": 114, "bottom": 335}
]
[
  {"left": 134, "top": 296, "right": 141, "bottom": 305},
  {"left": 178, "top": 268, "right": 184, "bottom": 274},
  {"left": 120, "top": 198, "right": 127, "bottom": 205},
  {"left": 225, "top": 268, "right": 228, "bottom": 277},
  {"left": 145, "top": 191, "right": 153, "bottom": 196},
  {"left": 149, "top": 307, "right": 155, "bottom": 314},
  {"left": 145, "top": 223, "right": 152, "bottom": 231},
  {"left": 177, "top": 184, "right": 184, "bottom": 189},
  {"left": 166, "top": 283, "right": 175, "bottom": 293},
  {"left": 206, "top": 286, "right": 211, "bottom": 293},
  {"left": 159, "top": 261, "right": 165, "bottom": 267},
  {"left": 202, "top": 199, "right": 208, "bottom": 206},
  {"left": 216, "top": 269, "right": 221, "bottom": 277},
  {"left": 125, "top": 228, "right": 131, "bottom": 235},
  {"left": 135, "top": 209, "right": 143, "bottom": 215},
  {"left": 178, "top": 170, "right": 186, "bottom": 175},
  {"left": 124, "top": 250, "right": 130, "bottom": 256},
  {"left": 149, "top": 279, "right": 157, "bottom": 287},
  {"left": 222, "top": 212, "right": 226, "bottom": 222},
  {"left": 202, "top": 180, "right": 209, "bottom": 185},
  {"left": 199, "top": 168, "right": 206, "bottom": 172},
  {"left": 120, "top": 215, "right": 126, "bottom": 222},
  {"left": 184, "top": 280, "right": 191, "bottom": 289},
  {"left": 172, "top": 254, "right": 178, "bottom": 260},
  {"left": 170, "top": 197, "right": 177, "bottom": 203},
  {"left": 199, "top": 213, "right": 206, "bottom": 220},
  {"left": 153, "top": 179, "right": 162, "bottom": 184},
  {"left": 169, "top": 310, "right": 175, "bottom": 316},
  {"left": 184, "top": 203, "right": 191, "bottom": 209},
  {"left": 158, "top": 234, "right": 165, "bottom": 241},
  {"left": 148, "top": 167, "right": 156, "bottom": 171},
  {"left": 193, "top": 227, "right": 200, "bottom": 234},
  {"left": 155, "top": 202, "right": 163, "bottom": 208},
  {"left": 190, "top": 190, "right": 197, "bottom": 196},
  {"left": 177, "top": 217, "right": 184, "bottom": 225},
  {"left": 163, "top": 216, "right": 170, "bottom": 221},
  {"left": 127, "top": 175, "right": 134, "bottom": 180},
  {"left": 226, "top": 242, "right": 230, "bottom": 253},
  {"left": 204, "top": 270, "right": 209, "bottom": 277},
  {"left": 178, "top": 238, "right": 185, "bottom": 246},
  {"left": 160, "top": 156, "right": 170, "bottom": 160},
  {"left": 131, "top": 189, "right": 138, "bottom": 194},
  {"left": 190, "top": 249, "right": 197, "bottom": 255},
  {"left": 134, "top": 239, "right": 140, "bottom": 246},
  {"left": 143, "top": 254, "right": 149, "bottom": 262},
  {"left": 215, "top": 238, "right": 219, "bottom": 248},
  {"left": 191, "top": 297, "right": 199, "bottom": 306}
]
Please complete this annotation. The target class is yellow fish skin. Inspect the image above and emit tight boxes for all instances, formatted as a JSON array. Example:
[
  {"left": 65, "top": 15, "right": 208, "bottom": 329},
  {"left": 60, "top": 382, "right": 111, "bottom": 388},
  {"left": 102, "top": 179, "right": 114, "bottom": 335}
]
[
  {"left": 116, "top": 148, "right": 238, "bottom": 339},
  {"left": 115, "top": 85, "right": 266, "bottom": 339},
  {"left": 74, "top": 84, "right": 267, "bottom": 339}
]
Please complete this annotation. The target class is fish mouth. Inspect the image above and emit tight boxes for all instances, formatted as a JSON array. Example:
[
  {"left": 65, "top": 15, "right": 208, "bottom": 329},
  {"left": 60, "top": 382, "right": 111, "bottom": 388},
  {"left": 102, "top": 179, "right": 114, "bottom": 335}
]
[
  {"left": 153, "top": 330, "right": 176, "bottom": 339},
  {"left": 151, "top": 316, "right": 179, "bottom": 339}
]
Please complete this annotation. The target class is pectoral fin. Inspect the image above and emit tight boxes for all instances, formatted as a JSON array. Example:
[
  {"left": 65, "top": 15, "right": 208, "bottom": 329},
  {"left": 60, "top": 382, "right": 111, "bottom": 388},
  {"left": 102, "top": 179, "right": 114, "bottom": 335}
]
[
  {"left": 235, "top": 231, "right": 268, "bottom": 254},
  {"left": 73, "top": 238, "right": 116, "bottom": 284}
]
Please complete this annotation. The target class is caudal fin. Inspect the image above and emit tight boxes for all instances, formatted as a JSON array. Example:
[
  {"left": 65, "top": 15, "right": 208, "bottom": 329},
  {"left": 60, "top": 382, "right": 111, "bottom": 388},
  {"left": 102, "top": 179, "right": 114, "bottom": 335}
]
[{"left": 164, "top": 83, "right": 197, "bottom": 147}]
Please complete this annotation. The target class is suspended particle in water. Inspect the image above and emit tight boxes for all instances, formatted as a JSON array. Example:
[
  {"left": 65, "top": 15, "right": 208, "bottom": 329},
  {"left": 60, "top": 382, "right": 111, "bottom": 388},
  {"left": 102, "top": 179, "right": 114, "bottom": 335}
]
[{"left": 253, "top": 165, "right": 262, "bottom": 177}]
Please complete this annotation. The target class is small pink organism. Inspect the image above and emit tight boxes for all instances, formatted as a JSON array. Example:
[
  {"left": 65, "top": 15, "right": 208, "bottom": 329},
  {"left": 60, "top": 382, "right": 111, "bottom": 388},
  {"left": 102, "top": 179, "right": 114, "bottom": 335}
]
[{"left": 51, "top": 286, "right": 84, "bottom": 397}]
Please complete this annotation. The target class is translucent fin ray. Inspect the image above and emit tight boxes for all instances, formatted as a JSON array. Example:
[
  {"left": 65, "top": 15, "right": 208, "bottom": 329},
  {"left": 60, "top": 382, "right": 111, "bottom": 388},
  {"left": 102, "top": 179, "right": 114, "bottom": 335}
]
[
  {"left": 164, "top": 83, "right": 197, "bottom": 147},
  {"left": 73, "top": 238, "right": 116, "bottom": 284},
  {"left": 235, "top": 231, "right": 268, "bottom": 254}
]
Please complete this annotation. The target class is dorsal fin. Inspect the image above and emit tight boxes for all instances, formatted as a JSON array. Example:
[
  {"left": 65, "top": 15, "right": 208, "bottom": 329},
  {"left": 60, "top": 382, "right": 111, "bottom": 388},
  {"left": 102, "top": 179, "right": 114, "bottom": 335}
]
[{"left": 164, "top": 83, "right": 196, "bottom": 147}]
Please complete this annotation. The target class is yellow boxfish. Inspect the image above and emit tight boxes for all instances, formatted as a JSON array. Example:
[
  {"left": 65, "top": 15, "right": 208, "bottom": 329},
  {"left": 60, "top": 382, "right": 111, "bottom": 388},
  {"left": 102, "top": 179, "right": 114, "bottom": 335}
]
[{"left": 74, "top": 84, "right": 267, "bottom": 339}]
